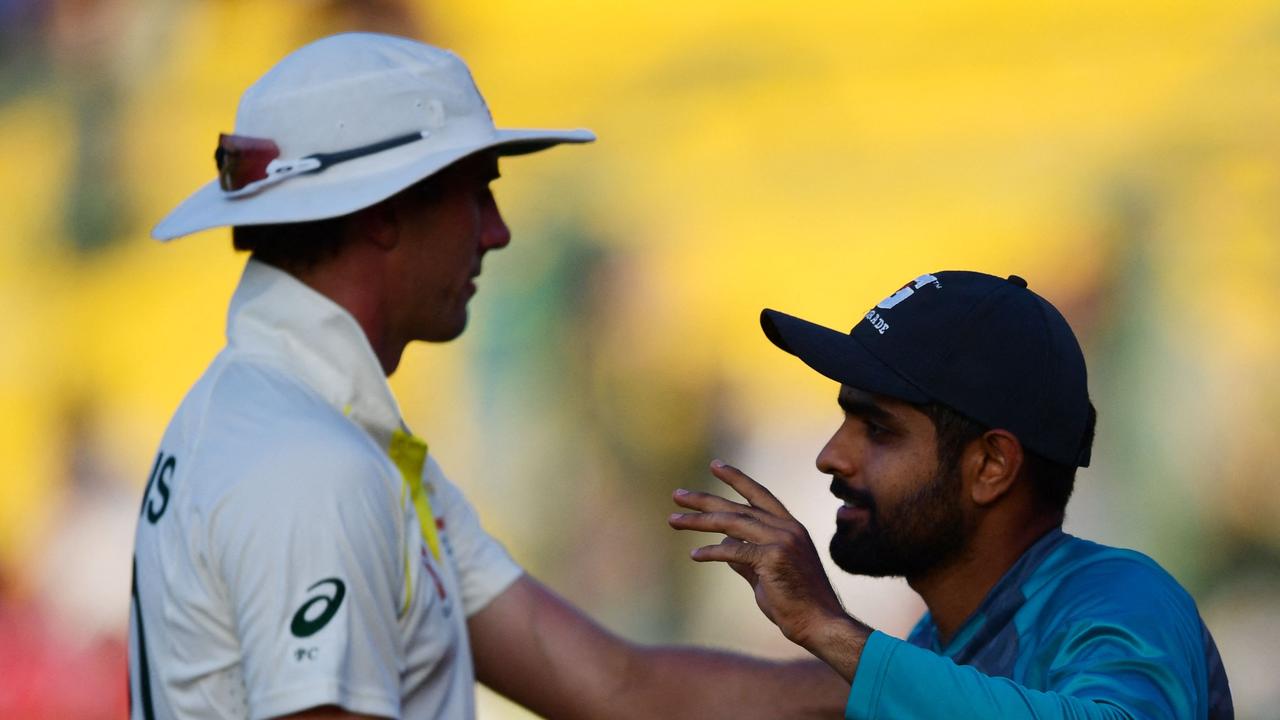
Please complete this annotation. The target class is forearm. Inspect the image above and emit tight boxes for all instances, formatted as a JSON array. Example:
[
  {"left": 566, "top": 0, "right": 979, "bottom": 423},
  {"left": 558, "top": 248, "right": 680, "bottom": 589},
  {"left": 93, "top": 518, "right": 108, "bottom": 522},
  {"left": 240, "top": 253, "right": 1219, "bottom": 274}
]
[
  {"left": 786, "top": 611, "right": 872, "bottom": 683},
  {"left": 616, "top": 644, "right": 849, "bottom": 720},
  {"left": 470, "top": 575, "right": 849, "bottom": 720}
]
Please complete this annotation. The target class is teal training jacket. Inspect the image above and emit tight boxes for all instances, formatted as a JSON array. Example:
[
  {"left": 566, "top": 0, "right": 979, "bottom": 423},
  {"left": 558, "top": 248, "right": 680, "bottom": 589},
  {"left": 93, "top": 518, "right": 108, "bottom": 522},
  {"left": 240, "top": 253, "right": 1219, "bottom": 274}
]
[{"left": 846, "top": 530, "right": 1233, "bottom": 719}]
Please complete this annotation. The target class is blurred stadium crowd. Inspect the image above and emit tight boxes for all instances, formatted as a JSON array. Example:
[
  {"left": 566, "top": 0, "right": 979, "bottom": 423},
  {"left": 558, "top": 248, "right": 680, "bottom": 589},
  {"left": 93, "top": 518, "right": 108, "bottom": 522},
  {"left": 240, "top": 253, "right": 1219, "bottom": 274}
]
[{"left": 1, "top": 1, "right": 1278, "bottom": 717}]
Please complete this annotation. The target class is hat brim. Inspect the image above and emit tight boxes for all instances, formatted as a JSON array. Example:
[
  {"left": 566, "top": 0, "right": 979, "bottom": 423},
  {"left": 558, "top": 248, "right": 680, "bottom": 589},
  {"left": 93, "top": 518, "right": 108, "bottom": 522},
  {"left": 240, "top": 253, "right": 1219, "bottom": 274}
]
[
  {"left": 760, "top": 308, "right": 930, "bottom": 404},
  {"left": 152, "top": 127, "right": 595, "bottom": 241}
]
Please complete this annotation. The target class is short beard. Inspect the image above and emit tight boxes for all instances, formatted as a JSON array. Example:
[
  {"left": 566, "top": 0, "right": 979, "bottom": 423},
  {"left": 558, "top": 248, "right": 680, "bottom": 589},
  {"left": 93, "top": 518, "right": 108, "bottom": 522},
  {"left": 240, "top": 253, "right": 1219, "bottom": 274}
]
[{"left": 828, "top": 460, "right": 968, "bottom": 579}]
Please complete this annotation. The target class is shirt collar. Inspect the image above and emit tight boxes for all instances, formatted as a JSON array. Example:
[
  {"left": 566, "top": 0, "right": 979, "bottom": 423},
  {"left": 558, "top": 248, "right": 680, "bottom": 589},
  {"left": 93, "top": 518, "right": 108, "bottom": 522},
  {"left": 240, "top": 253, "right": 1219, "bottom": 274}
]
[
  {"left": 913, "top": 527, "right": 1070, "bottom": 657},
  {"left": 225, "top": 258, "right": 406, "bottom": 448}
]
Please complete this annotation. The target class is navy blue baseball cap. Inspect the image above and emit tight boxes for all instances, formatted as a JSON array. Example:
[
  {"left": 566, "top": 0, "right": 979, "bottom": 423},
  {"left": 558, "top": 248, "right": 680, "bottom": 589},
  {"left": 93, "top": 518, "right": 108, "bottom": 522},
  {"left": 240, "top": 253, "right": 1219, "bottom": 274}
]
[{"left": 761, "top": 271, "right": 1095, "bottom": 467}]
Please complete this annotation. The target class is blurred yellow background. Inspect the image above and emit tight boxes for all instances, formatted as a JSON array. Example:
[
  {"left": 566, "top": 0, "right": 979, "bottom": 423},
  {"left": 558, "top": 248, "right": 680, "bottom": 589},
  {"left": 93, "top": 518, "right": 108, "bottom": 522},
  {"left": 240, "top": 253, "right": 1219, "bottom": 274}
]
[{"left": 2, "top": 0, "right": 1278, "bottom": 717}]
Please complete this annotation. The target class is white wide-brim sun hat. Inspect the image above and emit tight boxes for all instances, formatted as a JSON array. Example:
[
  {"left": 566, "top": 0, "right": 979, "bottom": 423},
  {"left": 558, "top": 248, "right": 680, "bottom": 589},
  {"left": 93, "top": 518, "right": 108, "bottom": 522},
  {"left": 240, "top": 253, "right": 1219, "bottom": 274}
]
[{"left": 153, "top": 33, "right": 595, "bottom": 241}]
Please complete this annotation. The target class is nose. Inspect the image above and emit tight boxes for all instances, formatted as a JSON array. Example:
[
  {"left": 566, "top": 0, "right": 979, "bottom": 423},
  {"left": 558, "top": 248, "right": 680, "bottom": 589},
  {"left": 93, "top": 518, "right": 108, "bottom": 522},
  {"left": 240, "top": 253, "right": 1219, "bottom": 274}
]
[
  {"left": 480, "top": 190, "right": 511, "bottom": 251},
  {"left": 816, "top": 421, "right": 859, "bottom": 481}
]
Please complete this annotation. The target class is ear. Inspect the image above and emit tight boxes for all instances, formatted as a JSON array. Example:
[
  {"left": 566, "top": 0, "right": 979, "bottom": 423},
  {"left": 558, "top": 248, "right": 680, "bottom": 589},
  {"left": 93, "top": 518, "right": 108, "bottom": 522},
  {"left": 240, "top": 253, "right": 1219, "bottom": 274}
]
[
  {"left": 347, "top": 199, "right": 400, "bottom": 251},
  {"left": 966, "top": 429, "right": 1024, "bottom": 507}
]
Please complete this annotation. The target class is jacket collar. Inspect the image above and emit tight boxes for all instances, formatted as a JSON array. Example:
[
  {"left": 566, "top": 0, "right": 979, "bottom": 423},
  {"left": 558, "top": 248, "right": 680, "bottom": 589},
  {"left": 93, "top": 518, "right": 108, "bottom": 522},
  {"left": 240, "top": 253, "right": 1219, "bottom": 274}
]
[{"left": 225, "top": 258, "right": 405, "bottom": 448}]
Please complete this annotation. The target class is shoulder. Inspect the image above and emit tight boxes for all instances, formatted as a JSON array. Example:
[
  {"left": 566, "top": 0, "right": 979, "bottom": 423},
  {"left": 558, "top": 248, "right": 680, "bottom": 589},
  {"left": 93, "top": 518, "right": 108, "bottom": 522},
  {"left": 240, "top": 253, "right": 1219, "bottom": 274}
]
[
  {"left": 1034, "top": 535, "right": 1200, "bottom": 623},
  {"left": 1023, "top": 536, "right": 1218, "bottom": 715},
  {"left": 422, "top": 454, "right": 483, "bottom": 531},
  {"left": 423, "top": 455, "right": 465, "bottom": 505},
  {"left": 204, "top": 356, "right": 353, "bottom": 434},
  {"left": 183, "top": 356, "right": 396, "bottom": 506},
  {"left": 423, "top": 455, "right": 497, "bottom": 536}
]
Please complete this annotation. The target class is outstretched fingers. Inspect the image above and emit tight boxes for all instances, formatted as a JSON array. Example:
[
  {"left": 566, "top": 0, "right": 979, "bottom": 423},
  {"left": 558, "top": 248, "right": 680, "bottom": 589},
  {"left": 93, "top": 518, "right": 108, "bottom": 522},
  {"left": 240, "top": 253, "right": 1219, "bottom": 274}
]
[
  {"left": 668, "top": 507, "right": 782, "bottom": 546},
  {"left": 667, "top": 460, "right": 862, "bottom": 667},
  {"left": 668, "top": 459, "right": 807, "bottom": 546},
  {"left": 671, "top": 488, "right": 793, "bottom": 531},
  {"left": 688, "top": 537, "right": 760, "bottom": 564},
  {"left": 708, "top": 459, "right": 795, "bottom": 521}
]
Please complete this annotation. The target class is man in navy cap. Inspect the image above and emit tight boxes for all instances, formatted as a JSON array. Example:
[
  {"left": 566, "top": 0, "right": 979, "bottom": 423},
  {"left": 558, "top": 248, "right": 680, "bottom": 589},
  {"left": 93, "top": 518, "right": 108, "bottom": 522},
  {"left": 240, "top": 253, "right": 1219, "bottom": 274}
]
[{"left": 670, "top": 271, "right": 1233, "bottom": 719}]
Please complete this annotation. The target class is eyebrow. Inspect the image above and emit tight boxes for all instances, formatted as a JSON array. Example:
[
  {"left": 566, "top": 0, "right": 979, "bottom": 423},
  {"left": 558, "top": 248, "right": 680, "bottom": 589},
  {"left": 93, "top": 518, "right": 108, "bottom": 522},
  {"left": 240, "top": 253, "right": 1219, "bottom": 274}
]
[{"left": 837, "top": 393, "right": 895, "bottom": 423}]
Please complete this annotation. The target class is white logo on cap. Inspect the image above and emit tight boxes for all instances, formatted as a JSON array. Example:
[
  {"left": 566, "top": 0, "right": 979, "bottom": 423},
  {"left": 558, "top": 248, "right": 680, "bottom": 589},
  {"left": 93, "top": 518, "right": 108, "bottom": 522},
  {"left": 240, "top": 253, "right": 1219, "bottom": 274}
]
[
  {"left": 864, "top": 274, "right": 940, "bottom": 334},
  {"left": 876, "top": 273, "right": 940, "bottom": 310}
]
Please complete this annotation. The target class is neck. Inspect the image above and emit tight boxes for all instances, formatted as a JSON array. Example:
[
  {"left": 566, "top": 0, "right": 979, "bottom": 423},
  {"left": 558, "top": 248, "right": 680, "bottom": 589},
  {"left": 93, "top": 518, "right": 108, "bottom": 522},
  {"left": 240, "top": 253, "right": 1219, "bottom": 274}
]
[
  {"left": 280, "top": 257, "right": 405, "bottom": 376},
  {"left": 908, "top": 513, "right": 1061, "bottom": 645}
]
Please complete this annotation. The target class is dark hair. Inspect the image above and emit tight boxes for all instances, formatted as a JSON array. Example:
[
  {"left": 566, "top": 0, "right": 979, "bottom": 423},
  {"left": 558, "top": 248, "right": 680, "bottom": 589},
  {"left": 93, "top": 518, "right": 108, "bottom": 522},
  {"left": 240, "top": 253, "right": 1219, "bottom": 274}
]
[
  {"left": 232, "top": 214, "right": 351, "bottom": 272},
  {"left": 230, "top": 171, "right": 448, "bottom": 271},
  {"left": 919, "top": 402, "right": 1077, "bottom": 515}
]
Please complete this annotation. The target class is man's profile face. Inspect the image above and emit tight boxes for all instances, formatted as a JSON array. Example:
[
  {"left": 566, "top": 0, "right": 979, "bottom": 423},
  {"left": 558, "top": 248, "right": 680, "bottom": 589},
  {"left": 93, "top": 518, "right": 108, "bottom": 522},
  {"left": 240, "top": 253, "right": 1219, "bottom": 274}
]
[
  {"left": 391, "top": 151, "right": 510, "bottom": 342},
  {"left": 817, "top": 386, "right": 970, "bottom": 579}
]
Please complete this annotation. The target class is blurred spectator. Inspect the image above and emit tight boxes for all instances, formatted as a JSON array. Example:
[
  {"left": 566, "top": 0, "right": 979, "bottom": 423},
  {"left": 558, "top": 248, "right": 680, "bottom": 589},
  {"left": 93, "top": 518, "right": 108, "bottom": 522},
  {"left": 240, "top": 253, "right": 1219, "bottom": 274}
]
[
  {"left": 0, "top": 400, "right": 131, "bottom": 717},
  {"left": 33, "top": 400, "right": 136, "bottom": 646},
  {"left": 0, "top": 570, "right": 127, "bottom": 719}
]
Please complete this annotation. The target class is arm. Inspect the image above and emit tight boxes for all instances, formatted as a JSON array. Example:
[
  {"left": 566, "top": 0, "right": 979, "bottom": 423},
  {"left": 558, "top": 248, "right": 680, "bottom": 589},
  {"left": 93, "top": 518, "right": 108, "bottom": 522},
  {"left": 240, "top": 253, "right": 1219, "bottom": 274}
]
[
  {"left": 845, "top": 632, "right": 1132, "bottom": 720},
  {"left": 668, "top": 461, "right": 1188, "bottom": 720},
  {"left": 467, "top": 573, "right": 850, "bottom": 720},
  {"left": 212, "top": 435, "right": 405, "bottom": 720}
]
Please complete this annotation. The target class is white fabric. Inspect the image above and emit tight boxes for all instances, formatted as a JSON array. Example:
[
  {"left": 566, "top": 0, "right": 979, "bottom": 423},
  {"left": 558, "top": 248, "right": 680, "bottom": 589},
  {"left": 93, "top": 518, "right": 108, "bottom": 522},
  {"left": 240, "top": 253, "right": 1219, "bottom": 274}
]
[
  {"left": 128, "top": 259, "right": 523, "bottom": 719},
  {"left": 152, "top": 33, "right": 593, "bottom": 240}
]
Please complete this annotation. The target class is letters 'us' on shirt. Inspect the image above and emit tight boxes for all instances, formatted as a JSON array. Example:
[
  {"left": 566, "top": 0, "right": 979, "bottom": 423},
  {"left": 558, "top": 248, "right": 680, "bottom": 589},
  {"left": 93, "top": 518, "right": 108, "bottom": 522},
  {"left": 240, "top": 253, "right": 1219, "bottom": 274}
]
[
  {"left": 846, "top": 529, "right": 1233, "bottom": 719},
  {"left": 129, "top": 259, "right": 523, "bottom": 719}
]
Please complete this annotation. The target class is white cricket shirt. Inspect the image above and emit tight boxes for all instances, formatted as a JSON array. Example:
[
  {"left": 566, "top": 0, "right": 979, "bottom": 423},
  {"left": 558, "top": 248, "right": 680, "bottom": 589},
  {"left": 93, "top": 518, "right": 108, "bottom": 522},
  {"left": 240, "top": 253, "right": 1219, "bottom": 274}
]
[{"left": 128, "top": 259, "right": 523, "bottom": 719}]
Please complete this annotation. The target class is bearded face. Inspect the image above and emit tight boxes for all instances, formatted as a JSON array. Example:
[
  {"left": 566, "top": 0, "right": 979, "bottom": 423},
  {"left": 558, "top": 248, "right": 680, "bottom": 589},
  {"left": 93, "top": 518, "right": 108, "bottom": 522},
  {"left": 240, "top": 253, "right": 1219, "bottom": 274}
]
[
  {"left": 827, "top": 460, "right": 968, "bottom": 578},
  {"left": 818, "top": 386, "right": 974, "bottom": 580}
]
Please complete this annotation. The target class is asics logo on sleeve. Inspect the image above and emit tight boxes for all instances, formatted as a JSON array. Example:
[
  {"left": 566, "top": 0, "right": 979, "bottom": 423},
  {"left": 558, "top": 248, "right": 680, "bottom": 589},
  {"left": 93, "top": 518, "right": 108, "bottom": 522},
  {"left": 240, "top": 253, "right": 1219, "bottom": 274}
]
[{"left": 290, "top": 578, "right": 346, "bottom": 638}]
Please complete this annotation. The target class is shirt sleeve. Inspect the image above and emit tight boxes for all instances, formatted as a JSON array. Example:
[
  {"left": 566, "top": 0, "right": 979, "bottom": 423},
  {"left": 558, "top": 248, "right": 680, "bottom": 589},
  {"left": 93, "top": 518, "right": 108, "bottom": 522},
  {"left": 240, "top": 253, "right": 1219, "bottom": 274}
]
[
  {"left": 846, "top": 559, "right": 1210, "bottom": 720},
  {"left": 848, "top": 632, "right": 1138, "bottom": 720},
  {"left": 425, "top": 457, "right": 523, "bottom": 617},
  {"left": 209, "top": 430, "right": 405, "bottom": 720}
]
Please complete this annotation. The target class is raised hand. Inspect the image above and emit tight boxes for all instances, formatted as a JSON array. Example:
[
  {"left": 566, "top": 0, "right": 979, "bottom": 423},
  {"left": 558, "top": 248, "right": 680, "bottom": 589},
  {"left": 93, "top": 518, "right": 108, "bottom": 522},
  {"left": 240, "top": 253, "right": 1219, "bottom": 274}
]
[{"left": 668, "top": 460, "right": 870, "bottom": 679}]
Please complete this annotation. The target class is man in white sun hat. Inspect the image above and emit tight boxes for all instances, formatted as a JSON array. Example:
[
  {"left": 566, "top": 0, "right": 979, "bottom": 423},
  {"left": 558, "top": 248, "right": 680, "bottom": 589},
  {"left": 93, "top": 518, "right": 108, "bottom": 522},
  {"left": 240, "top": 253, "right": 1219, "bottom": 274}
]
[{"left": 130, "top": 33, "right": 848, "bottom": 720}]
